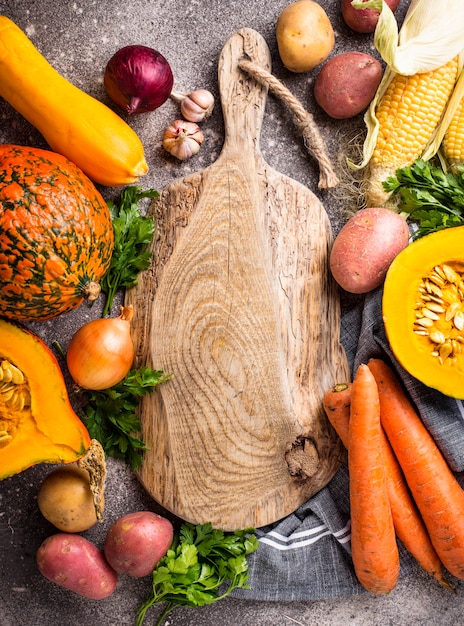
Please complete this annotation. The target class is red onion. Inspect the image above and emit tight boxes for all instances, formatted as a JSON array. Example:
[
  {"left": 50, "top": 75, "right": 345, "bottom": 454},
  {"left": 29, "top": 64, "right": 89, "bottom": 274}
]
[{"left": 104, "top": 45, "right": 174, "bottom": 115}]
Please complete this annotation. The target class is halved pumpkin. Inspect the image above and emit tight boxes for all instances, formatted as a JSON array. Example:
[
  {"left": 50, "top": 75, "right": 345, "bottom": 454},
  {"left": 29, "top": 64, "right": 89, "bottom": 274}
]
[
  {"left": 383, "top": 226, "right": 464, "bottom": 398},
  {"left": 0, "top": 318, "right": 91, "bottom": 479}
]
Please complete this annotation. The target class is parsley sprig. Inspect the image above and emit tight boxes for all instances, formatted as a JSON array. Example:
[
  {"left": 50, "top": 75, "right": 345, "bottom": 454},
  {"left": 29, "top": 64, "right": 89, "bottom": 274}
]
[
  {"left": 80, "top": 366, "right": 171, "bottom": 471},
  {"left": 136, "top": 522, "right": 259, "bottom": 626},
  {"left": 101, "top": 185, "right": 159, "bottom": 317},
  {"left": 383, "top": 159, "right": 464, "bottom": 238}
]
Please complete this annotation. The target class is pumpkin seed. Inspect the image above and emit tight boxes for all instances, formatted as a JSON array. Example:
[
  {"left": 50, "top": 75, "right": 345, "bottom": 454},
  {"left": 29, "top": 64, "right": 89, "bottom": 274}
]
[
  {"left": 0, "top": 359, "right": 25, "bottom": 385},
  {"left": 433, "top": 265, "right": 447, "bottom": 280},
  {"left": 429, "top": 273, "right": 446, "bottom": 287},
  {"left": 454, "top": 311, "right": 464, "bottom": 331},
  {"left": 423, "top": 280, "right": 443, "bottom": 298},
  {"left": 10, "top": 389, "right": 30, "bottom": 411},
  {"left": 0, "top": 358, "right": 29, "bottom": 412},
  {"left": 0, "top": 387, "right": 15, "bottom": 402},
  {"left": 415, "top": 264, "right": 464, "bottom": 367},
  {"left": 416, "top": 317, "right": 434, "bottom": 328},
  {"left": 421, "top": 307, "right": 440, "bottom": 321},
  {"left": 425, "top": 302, "right": 446, "bottom": 314},
  {"left": 452, "top": 339, "right": 463, "bottom": 354},
  {"left": 0, "top": 361, "right": 12, "bottom": 383},
  {"left": 446, "top": 302, "right": 461, "bottom": 321},
  {"left": 430, "top": 330, "right": 446, "bottom": 344},
  {"left": 0, "top": 431, "right": 12, "bottom": 447},
  {"left": 442, "top": 264, "right": 461, "bottom": 284},
  {"left": 439, "top": 342, "right": 454, "bottom": 360}
]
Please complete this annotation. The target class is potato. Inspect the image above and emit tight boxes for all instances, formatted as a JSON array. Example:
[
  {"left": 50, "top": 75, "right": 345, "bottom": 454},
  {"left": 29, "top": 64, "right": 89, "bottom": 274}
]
[
  {"left": 329, "top": 208, "right": 410, "bottom": 294},
  {"left": 36, "top": 533, "right": 118, "bottom": 600},
  {"left": 103, "top": 511, "right": 174, "bottom": 577},
  {"left": 341, "top": 0, "right": 401, "bottom": 34},
  {"left": 38, "top": 465, "right": 102, "bottom": 533},
  {"left": 314, "top": 52, "right": 382, "bottom": 119},
  {"left": 276, "top": 0, "right": 334, "bottom": 73}
]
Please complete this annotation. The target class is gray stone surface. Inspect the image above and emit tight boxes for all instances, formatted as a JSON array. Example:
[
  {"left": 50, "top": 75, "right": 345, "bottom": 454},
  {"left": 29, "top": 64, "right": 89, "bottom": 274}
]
[{"left": 1, "top": 1, "right": 463, "bottom": 624}]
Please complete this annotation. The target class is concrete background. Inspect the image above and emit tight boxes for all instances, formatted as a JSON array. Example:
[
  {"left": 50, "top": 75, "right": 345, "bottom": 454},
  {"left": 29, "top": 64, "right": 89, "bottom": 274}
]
[{"left": 1, "top": 1, "right": 463, "bottom": 624}]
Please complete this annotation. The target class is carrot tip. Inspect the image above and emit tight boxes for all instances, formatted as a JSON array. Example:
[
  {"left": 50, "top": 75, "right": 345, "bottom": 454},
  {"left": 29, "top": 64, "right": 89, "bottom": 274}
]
[{"left": 438, "top": 576, "right": 456, "bottom": 593}]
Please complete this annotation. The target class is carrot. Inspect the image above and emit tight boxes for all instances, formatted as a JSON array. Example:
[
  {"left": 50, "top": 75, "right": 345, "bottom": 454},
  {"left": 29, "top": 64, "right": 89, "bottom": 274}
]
[
  {"left": 348, "top": 364, "right": 400, "bottom": 594},
  {"left": 368, "top": 357, "right": 464, "bottom": 581},
  {"left": 323, "top": 381, "right": 451, "bottom": 590},
  {"left": 322, "top": 383, "right": 351, "bottom": 445}
]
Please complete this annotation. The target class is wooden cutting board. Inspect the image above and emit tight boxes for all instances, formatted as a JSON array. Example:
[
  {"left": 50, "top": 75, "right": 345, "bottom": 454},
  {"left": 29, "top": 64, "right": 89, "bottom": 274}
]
[{"left": 126, "top": 28, "right": 350, "bottom": 531}]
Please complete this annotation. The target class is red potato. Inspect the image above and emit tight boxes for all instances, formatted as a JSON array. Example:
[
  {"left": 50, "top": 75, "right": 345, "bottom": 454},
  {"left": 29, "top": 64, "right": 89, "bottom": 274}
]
[
  {"left": 104, "top": 511, "right": 174, "bottom": 577},
  {"left": 330, "top": 207, "right": 409, "bottom": 294},
  {"left": 36, "top": 533, "right": 118, "bottom": 600},
  {"left": 341, "top": 0, "right": 401, "bottom": 34},
  {"left": 314, "top": 51, "right": 382, "bottom": 119}
]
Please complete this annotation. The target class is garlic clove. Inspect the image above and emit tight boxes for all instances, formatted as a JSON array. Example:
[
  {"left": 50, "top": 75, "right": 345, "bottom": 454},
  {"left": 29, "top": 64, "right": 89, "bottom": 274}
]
[
  {"left": 162, "top": 119, "right": 204, "bottom": 161},
  {"left": 181, "top": 89, "right": 215, "bottom": 122},
  {"left": 171, "top": 89, "right": 215, "bottom": 123}
]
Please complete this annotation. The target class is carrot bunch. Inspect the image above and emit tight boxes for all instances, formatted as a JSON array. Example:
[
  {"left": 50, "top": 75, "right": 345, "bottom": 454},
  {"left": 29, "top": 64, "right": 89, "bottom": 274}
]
[{"left": 323, "top": 358, "right": 463, "bottom": 594}]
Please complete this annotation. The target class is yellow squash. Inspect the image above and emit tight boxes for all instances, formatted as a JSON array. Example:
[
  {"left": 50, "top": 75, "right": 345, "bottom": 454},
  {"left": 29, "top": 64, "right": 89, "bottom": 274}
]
[
  {"left": 0, "top": 319, "right": 91, "bottom": 479},
  {"left": 0, "top": 16, "right": 148, "bottom": 187}
]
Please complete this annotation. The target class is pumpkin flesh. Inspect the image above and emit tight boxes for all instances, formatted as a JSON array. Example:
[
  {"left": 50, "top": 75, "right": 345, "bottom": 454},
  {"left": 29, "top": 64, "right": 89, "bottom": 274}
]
[
  {"left": 0, "top": 144, "right": 114, "bottom": 321},
  {"left": 383, "top": 226, "right": 464, "bottom": 398},
  {"left": 0, "top": 318, "right": 91, "bottom": 480}
]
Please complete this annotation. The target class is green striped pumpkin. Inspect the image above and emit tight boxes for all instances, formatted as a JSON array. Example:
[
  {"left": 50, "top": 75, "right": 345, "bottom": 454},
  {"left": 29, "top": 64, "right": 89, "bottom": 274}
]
[{"left": 0, "top": 144, "right": 114, "bottom": 321}]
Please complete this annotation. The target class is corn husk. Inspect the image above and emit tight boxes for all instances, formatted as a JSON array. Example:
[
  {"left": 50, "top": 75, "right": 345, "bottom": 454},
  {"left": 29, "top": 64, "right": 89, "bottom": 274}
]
[{"left": 352, "top": 0, "right": 464, "bottom": 171}]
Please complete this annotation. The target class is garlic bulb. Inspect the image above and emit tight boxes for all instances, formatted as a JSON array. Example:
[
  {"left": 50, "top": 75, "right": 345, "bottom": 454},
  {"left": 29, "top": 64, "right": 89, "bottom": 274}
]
[
  {"left": 171, "top": 89, "right": 215, "bottom": 123},
  {"left": 162, "top": 119, "right": 204, "bottom": 160}
]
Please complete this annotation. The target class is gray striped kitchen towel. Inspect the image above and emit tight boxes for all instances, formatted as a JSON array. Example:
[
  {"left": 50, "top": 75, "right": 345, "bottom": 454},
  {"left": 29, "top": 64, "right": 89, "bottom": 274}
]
[{"left": 233, "top": 285, "right": 464, "bottom": 600}]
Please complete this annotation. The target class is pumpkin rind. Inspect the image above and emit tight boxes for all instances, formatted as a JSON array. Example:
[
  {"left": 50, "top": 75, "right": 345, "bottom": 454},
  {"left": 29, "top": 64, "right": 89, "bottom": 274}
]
[
  {"left": 0, "top": 144, "right": 114, "bottom": 321},
  {"left": 383, "top": 226, "right": 464, "bottom": 398},
  {"left": 0, "top": 318, "right": 91, "bottom": 480}
]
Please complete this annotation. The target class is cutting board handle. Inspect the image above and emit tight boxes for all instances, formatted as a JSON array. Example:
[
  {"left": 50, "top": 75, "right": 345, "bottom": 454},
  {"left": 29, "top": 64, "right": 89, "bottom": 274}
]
[{"left": 218, "top": 28, "right": 271, "bottom": 151}]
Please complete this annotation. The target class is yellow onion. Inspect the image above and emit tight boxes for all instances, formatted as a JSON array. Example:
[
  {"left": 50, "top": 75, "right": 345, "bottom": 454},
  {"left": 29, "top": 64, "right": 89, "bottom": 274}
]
[{"left": 67, "top": 305, "right": 135, "bottom": 390}]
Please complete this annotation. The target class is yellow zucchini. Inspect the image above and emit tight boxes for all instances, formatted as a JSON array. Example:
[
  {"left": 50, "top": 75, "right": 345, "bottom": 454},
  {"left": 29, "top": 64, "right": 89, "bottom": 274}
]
[{"left": 0, "top": 16, "right": 148, "bottom": 186}]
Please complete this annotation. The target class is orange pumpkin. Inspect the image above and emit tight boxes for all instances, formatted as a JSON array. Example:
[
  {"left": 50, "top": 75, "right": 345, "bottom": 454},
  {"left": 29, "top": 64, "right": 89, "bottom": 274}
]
[
  {"left": 0, "top": 144, "right": 114, "bottom": 321},
  {"left": 0, "top": 318, "right": 91, "bottom": 479}
]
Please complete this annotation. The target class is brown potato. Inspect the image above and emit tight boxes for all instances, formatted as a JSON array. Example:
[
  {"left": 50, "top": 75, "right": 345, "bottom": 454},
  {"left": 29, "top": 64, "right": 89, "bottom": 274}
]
[
  {"left": 341, "top": 0, "right": 401, "bottom": 34},
  {"left": 38, "top": 465, "right": 102, "bottom": 533},
  {"left": 330, "top": 208, "right": 410, "bottom": 294},
  {"left": 36, "top": 533, "right": 118, "bottom": 600},
  {"left": 314, "top": 51, "right": 382, "bottom": 119},
  {"left": 276, "top": 0, "right": 334, "bottom": 73}
]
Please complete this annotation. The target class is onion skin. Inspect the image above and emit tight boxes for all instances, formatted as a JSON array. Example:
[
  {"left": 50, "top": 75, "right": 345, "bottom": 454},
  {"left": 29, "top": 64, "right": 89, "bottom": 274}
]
[
  {"left": 66, "top": 305, "right": 135, "bottom": 390},
  {"left": 104, "top": 45, "right": 174, "bottom": 115}
]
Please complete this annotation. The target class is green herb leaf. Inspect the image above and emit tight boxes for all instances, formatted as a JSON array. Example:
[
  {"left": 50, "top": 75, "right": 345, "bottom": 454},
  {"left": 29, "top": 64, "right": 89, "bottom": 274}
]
[
  {"left": 383, "top": 159, "right": 464, "bottom": 238},
  {"left": 80, "top": 366, "right": 171, "bottom": 470},
  {"left": 101, "top": 185, "right": 159, "bottom": 317},
  {"left": 136, "top": 522, "right": 259, "bottom": 626}
]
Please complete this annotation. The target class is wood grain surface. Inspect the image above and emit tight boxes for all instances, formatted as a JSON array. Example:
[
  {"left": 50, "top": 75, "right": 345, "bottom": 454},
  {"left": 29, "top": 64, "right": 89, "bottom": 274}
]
[{"left": 126, "top": 28, "right": 350, "bottom": 530}]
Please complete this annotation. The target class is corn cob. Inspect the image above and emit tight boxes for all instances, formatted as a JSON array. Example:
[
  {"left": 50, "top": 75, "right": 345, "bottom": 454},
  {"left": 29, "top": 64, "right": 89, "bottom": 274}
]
[
  {"left": 442, "top": 95, "right": 464, "bottom": 170},
  {"left": 365, "top": 56, "right": 459, "bottom": 206}
]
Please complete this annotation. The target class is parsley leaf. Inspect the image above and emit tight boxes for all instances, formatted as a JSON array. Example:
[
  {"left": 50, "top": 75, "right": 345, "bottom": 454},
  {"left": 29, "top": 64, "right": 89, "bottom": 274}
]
[
  {"left": 136, "top": 522, "right": 259, "bottom": 626},
  {"left": 101, "top": 185, "right": 159, "bottom": 317},
  {"left": 79, "top": 366, "right": 171, "bottom": 471},
  {"left": 383, "top": 159, "right": 464, "bottom": 238}
]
